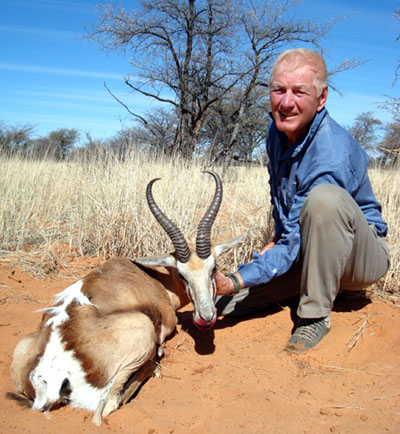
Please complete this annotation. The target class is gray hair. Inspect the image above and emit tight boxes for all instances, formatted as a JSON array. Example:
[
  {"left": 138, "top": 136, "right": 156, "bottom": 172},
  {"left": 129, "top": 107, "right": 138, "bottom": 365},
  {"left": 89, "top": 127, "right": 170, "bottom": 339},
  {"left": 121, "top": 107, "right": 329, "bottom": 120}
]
[{"left": 269, "top": 48, "right": 328, "bottom": 96}]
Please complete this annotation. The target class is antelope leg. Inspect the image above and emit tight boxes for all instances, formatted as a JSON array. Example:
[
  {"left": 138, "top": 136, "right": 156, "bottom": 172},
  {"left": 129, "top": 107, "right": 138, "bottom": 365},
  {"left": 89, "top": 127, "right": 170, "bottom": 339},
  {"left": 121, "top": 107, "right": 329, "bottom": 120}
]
[{"left": 120, "top": 360, "right": 159, "bottom": 406}]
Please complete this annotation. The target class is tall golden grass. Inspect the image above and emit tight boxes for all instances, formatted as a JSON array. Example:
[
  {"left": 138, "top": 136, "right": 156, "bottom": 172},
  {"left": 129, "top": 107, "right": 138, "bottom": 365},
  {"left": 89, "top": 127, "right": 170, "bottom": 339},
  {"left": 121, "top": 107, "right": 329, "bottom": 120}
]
[{"left": 0, "top": 152, "right": 398, "bottom": 299}]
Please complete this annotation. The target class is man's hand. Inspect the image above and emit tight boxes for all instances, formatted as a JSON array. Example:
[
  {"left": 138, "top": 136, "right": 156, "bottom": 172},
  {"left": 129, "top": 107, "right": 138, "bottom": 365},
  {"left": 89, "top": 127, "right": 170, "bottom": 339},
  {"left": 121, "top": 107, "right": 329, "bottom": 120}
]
[
  {"left": 258, "top": 241, "right": 275, "bottom": 255},
  {"left": 215, "top": 271, "right": 234, "bottom": 295},
  {"left": 215, "top": 271, "right": 244, "bottom": 296},
  {"left": 214, "top": 243, "right": 274, "bottom": 296}
]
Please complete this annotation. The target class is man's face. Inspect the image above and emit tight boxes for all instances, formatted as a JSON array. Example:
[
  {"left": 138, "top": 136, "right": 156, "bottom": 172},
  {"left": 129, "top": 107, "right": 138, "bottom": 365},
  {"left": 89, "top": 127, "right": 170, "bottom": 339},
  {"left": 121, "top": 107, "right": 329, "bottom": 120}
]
[{"left": 270, "top": 61, "right": 328, "bottom": 146}]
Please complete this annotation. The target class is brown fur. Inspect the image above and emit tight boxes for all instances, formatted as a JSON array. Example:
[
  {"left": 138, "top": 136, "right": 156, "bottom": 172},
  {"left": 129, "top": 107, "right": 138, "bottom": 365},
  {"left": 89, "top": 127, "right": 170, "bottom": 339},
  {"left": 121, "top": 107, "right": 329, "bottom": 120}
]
[
  {"left": 79, "top": 258, "right": 178, "bottom": 340},
  {"left": 54, "top": 258, "right": 179, "bottom": 389},
  {"left": 11, "top": 254, "right": 221, "bottom": 424},
  {"left": 134, "top": 263, "right": 189, "bottom": 309},
  {"left": 12, "top": 258, "right": 182, "bottom": 393},
  {"left": 186, "top": 254, "right": 207, "bottom": 271},
  {"left": 60, "top": 304, "right": 160, "bottom": 388},
  {"left": 11, "top": 316, "right": 52, "bottom": 400}
]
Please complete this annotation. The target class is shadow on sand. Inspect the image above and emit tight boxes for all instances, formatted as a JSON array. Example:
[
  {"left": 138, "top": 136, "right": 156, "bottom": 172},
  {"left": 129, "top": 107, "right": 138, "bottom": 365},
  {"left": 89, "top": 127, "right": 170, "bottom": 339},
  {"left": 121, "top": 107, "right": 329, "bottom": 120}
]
[{"left": 176, "top": 290, "right": 371, "bottom": 355}]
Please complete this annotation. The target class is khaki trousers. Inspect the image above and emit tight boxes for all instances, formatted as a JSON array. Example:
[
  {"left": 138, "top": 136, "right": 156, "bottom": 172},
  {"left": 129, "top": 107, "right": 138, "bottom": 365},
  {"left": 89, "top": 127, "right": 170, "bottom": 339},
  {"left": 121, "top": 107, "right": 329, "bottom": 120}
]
[{"left": 216, "top": 184, "right": 391, "bottom": 319}]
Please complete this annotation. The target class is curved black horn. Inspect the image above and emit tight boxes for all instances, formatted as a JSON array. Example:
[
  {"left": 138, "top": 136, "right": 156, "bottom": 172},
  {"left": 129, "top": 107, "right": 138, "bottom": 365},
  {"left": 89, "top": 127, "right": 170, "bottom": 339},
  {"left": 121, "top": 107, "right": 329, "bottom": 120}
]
[
  {"left": 196, "top": 170, "right": 223, "bottom": 259},
  {"left": 146, "top": 178, "right": 191, "bottom": 263}
]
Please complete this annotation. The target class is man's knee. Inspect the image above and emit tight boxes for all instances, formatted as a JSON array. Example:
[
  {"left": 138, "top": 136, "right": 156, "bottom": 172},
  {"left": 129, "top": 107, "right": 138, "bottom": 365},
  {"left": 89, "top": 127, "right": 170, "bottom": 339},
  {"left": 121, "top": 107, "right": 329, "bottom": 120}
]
[{"left": 300, "top": 184, "right": 350, "bottom": 225}]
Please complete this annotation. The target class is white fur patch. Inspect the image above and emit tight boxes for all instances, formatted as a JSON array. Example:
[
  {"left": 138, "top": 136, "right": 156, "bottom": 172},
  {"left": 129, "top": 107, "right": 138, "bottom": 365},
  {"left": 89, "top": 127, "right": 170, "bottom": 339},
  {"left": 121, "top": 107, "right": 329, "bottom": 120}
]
[
  {"left": 31, "top": 328, "right": 105, "bottom": 412},
  {"left": 40, "top": 280, "right": 95, "bottom": 328}
]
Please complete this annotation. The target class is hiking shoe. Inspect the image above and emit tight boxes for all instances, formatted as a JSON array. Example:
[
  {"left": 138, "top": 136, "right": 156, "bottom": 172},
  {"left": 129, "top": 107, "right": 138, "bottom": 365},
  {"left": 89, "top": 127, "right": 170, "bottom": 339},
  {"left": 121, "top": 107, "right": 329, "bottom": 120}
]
[{"left": 284, "top": 316, "right": 330, "bottom": 354}]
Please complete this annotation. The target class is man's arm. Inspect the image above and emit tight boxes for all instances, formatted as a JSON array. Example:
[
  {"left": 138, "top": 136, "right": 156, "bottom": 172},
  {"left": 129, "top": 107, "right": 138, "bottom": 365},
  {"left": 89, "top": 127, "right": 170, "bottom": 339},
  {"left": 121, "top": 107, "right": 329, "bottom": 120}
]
[{"left": 215, "top": 242, "right": 275, "bottom": 296}]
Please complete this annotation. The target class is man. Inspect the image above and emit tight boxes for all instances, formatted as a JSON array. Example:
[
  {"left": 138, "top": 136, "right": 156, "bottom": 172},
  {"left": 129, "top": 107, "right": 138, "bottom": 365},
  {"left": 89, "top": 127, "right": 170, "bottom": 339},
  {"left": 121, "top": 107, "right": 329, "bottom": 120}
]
[{"left": 215, "top": 48, "right": 390, "bottom": 353}]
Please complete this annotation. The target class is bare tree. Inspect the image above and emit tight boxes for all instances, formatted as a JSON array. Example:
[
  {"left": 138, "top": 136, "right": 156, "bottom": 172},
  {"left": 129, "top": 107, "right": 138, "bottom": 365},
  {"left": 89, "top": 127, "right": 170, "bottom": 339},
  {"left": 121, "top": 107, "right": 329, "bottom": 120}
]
[
  {"left": 200, "top": 86, "right": 270, "bottom": 163},
  {"left": 71, "top": 132, "right": 110, "bottom": 163},
  {"left": 376, "top": 9, "right": 400, "bottom": 167},
  {"left": 129, "top": 107, "right": 178, "bottom": 155},
  {"left": 380, "top": 121, "right": 400, "bottom": 166},
  {"left": 91, "top": 0, "right": 235, "bottom": 157},
  {"left": 31, "top": 128, "right": 79, "bottom": 160},
  {"left": 0, "top": 121, "right": 35, "bottom": 155},
  {"left": 48, "top": 129, "right": 79, "bottom": 160},
  {"left": 88, "top": 0, "right": 350, "bottom": 159},
  {"left": 347, "top": 111, "right": 382, "bottom": 153},
  {"left": 379, "top": 97, "right": 400, "bottom": 167}
]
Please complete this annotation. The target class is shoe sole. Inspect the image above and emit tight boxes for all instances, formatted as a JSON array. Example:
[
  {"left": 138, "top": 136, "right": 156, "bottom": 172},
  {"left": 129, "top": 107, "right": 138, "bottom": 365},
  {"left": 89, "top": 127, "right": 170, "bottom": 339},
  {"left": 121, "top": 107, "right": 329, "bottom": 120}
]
[{"left": 284, "top": 328, "right": 330, "bottom": 354}]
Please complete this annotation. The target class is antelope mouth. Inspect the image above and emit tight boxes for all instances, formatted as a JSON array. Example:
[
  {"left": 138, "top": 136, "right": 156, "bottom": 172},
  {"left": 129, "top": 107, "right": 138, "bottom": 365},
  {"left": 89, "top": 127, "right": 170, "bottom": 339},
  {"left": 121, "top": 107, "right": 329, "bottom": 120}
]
[{"left": 194, "top": 310, "right": 217, "bottom": 330}]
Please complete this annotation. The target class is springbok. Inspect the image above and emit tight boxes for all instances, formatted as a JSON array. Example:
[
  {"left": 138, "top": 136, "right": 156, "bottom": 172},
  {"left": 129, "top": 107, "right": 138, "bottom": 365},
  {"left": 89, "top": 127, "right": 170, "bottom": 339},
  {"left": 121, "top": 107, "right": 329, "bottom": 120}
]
[{"left": 10, "top": 170, "right": 242, "bottom": 425}]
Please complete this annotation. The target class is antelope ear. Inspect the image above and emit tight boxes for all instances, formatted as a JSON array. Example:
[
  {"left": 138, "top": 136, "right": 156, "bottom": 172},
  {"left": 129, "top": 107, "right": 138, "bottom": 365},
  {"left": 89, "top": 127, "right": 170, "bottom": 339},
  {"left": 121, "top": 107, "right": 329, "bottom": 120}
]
[
  {"left": 213, "top": 233, "right": 246, "bottom": 257},
  {"left": 133, "top": 254, "right": 177, "bottom": 268}
]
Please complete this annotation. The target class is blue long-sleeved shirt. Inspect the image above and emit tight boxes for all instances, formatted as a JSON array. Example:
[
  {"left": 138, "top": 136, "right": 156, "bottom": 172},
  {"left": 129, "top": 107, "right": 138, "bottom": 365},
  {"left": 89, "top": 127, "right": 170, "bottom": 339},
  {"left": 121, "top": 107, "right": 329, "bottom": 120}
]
[{"left": 238, "top": 108, "right": 388, "bottom": 288}]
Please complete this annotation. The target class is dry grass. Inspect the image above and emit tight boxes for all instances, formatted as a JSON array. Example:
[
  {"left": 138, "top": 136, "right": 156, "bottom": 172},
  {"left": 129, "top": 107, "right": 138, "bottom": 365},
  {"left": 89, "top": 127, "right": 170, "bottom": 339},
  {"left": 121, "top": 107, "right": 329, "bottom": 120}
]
[
  {"left": 0, "top": 153, "right": 398, "bottom": 298},
  {"left": 0, "top": 152, "right": 272, "bottom": 274},
  {"left": 368, "top": 168, "right": 400, "bottom": 300}
]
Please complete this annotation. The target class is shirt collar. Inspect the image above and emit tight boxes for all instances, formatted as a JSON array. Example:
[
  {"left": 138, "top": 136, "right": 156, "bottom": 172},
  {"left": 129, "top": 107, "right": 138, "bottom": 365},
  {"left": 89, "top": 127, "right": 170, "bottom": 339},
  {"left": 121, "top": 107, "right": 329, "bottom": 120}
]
[{"left": 271, "top": 108, "right": 328, "bottom": 159}]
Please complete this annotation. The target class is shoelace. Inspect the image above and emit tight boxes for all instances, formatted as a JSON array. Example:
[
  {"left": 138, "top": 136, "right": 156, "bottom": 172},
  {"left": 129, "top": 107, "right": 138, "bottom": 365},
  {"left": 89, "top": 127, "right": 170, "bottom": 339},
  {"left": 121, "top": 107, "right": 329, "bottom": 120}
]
[{"left": 294, "top": 319, "right": 326, "bottom": 341}]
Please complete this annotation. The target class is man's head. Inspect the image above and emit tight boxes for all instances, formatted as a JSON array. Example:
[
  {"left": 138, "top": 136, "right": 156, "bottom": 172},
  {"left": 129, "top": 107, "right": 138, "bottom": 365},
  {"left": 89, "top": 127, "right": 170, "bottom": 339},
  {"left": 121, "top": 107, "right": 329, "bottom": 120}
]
[{"left": 269, "top": 48, "right": 329, "bottom": 146}]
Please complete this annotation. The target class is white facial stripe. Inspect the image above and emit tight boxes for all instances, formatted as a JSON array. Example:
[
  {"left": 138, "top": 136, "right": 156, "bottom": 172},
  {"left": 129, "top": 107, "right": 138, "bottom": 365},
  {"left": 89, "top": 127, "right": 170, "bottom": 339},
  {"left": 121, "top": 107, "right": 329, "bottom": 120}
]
[{"left": 178, "top": 255, "right": 216, "bottom": 320}]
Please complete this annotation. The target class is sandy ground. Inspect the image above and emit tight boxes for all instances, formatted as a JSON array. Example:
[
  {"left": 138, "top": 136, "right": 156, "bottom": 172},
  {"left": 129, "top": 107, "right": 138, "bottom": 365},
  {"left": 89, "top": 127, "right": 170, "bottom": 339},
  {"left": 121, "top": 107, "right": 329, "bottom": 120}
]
[{"left": 1, "top": 260, "right": 399, "bottom": 434}]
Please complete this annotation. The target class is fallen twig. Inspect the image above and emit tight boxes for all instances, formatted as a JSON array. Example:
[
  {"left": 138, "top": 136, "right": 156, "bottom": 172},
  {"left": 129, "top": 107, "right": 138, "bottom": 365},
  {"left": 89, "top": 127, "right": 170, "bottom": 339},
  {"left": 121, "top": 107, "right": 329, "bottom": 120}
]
[
  {"left": 306, "top": 408, "right": 318, "bottom": 419},
  {"left": 347, "top": 316, "right": 369, "bottom": 350},
  {"left": 322, "top": 364, "right": 383, "bottom": 377},
  {"left": 331, "top": 405, "right": 364, "bottom": 410},
  {"left": 341, "top": 315, "right": 369, "bottom": 365},
  {"left": 153, "top": 361, "right": 182, "bottom": 380},
  {"left": 374, "top": 393, "right": 400, "bottom": 400}
]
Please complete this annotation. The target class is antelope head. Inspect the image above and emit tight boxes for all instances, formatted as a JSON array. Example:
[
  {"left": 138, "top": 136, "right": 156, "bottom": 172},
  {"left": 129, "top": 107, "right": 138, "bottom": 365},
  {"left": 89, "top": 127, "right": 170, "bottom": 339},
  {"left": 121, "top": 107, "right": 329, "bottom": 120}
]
[{"left": 135, "top": 170, "right": 242, "bottom": 330}]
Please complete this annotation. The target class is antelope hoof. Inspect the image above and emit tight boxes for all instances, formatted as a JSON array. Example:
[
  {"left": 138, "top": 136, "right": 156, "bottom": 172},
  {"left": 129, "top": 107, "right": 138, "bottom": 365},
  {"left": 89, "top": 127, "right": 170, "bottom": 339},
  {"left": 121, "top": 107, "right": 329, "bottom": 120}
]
[{"left": 92, "top": 412, "right": 103, "bottom": 426}]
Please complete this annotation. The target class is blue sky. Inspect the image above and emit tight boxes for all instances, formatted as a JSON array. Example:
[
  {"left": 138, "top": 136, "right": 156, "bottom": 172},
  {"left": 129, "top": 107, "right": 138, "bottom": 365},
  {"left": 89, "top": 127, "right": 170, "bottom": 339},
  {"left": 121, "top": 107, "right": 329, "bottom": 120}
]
[{"left": 0, "top": 0, "right": 399, "bottom": 142}]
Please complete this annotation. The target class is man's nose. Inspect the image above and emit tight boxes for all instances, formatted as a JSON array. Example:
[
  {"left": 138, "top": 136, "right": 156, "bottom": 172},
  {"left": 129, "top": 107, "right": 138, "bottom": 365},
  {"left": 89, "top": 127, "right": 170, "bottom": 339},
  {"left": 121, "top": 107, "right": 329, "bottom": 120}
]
[{"left": 280, "top": 91, "right": 295, "bottom": 109}]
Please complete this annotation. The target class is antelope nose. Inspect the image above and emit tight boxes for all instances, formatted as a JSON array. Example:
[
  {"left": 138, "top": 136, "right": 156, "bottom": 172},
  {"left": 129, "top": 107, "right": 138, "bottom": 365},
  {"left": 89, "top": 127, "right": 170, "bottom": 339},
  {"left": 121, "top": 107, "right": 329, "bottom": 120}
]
[{"left": 194, "top": 310, "right": 217, "bottom": 330}]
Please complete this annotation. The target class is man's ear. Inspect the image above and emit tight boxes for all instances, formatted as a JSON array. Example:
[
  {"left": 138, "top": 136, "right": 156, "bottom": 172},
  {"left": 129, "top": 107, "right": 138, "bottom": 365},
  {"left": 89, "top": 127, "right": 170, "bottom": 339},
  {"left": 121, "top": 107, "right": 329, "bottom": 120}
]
[{"left": 317, "top": 84, "right": 328, "bottom": 112}]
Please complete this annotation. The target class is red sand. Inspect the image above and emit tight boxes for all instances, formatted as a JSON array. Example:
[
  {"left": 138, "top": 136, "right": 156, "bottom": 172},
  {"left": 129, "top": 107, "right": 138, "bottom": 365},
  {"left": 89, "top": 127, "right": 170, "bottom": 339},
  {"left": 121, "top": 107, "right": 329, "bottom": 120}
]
[{"left": 1, "top": 261, "right": 399, "bottom": 434}]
